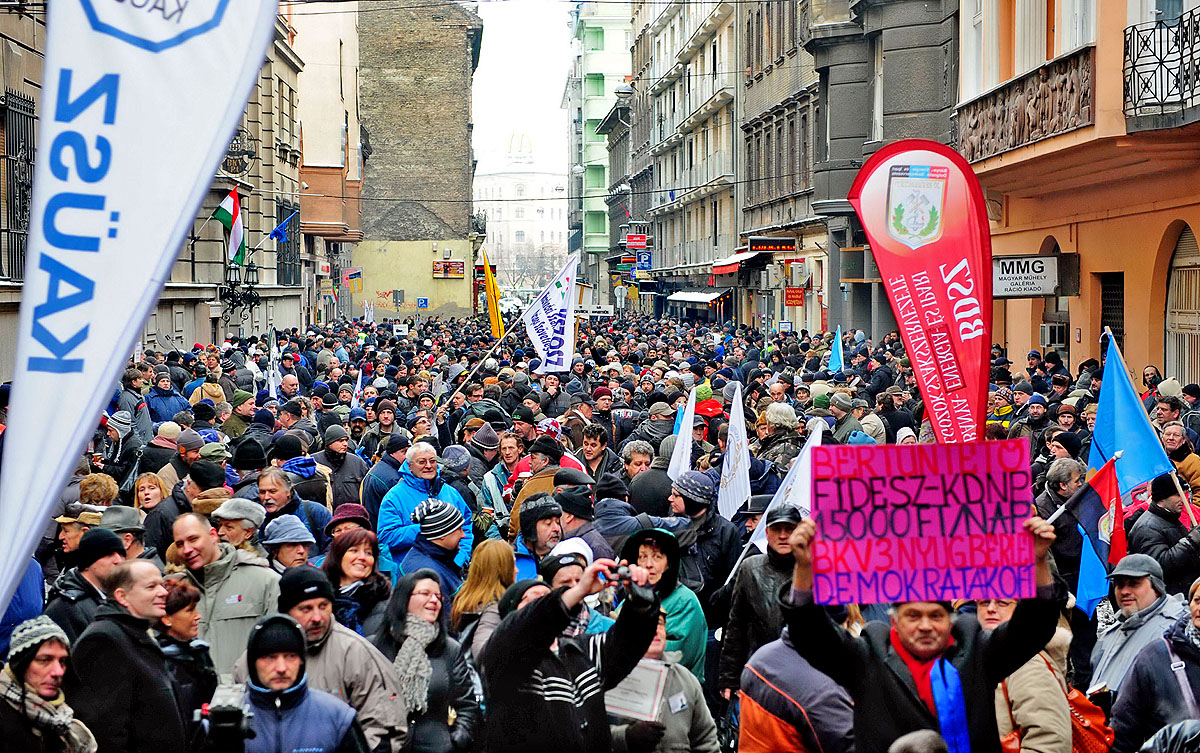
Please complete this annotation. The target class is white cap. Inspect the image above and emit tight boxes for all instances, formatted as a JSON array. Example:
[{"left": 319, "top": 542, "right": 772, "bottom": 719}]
[{"left": 549, "top": 537, "right": 594, "bottom": 565}]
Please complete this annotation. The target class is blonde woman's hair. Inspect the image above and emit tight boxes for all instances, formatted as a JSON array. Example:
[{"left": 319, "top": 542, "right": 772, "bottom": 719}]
[{"left": 451, "top": 539, "right": 517, "bottom": 630}]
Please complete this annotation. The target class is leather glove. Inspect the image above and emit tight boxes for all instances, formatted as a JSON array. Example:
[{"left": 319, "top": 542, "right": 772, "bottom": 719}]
[{"left": 625, "top": 720, "right": 667, "bottom": 753}]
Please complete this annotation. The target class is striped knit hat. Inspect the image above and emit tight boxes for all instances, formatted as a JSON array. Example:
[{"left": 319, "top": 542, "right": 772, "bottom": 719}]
[
  {"left": 7, "top": 616, "right": 69, "bottom": 676},
  {"left": 412, "top": 499, "right": 464, "bottom": 540}
]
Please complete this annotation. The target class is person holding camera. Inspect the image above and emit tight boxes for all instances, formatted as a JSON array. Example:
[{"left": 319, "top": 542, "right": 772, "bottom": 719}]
[
  {"left": 478, "top": 556, "right": 660, "bottom": 753},
  {"left": 241, "top": 614, "right": 370, "bottom": 753}
]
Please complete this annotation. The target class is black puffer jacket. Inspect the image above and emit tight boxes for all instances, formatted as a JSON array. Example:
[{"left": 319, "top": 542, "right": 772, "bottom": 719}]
[
  {"left": 1111, "top": 615, "right": 1200, "bottom": 753},
  {"left": 717, "top": 549, "right": 793, "bottom": 690},
  {"left": 43, "top": 568, "right": 105, "bottom": 644},
  {"left": 1128, "top": 503, "right": 1200, "bottom": 596},
  {"left": 312, "top": 448, "right": 370, "bottom": 509}
]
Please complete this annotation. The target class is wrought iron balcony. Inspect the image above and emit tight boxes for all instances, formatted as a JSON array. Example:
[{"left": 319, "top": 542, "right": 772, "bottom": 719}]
[{"left": 1124, "top": 9, "right": 1200, "bottom": 129}]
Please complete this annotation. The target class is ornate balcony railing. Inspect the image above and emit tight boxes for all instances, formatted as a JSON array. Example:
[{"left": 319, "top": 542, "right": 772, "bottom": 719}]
[
  {"left": 954, "top": 46, "right": 1095, "bottom": 163},
  {"left": 1124, "top": 9, "right": 1200, "bottom": 119}
]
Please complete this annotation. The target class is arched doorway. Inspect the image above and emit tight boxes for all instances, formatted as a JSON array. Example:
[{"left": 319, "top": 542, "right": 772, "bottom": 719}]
[{"left": 1166, "top": 224, "right": 1200, "bottom": 383}]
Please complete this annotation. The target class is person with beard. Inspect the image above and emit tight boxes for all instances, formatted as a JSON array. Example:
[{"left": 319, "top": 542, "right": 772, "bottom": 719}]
[
  {"left": 717, "top": 505, "right": 801, "bottom": 699},
  {"left": 360, "top": 399, "right": 400, "bottom": 461},
  {"left": 239, "top": 614, "right": 369, "bottom": 753},
  {"left": 314, "top": 425, "right": 370, "bottom": 509},
  {"left": 348, "top": 407, "right": 369, "bottom": 447},
  {"left": 233, "top": 567, "right": 407, "bottom": 752},
  {"left": 514, "top": 493, "right": 564, "bottom": 579},
  {"left": 1008, "top": 393, "right": 1051, "bottom": 454},
  {"left": 621, "top": 528, "right": 707, "bottom": 683}
]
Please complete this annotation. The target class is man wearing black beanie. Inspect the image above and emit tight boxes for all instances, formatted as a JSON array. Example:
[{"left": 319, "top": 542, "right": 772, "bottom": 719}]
[
  {"left": 240, "top": 614, "right": 369, "bottom": 752},
  {"left": 44, "top": 528, "right": 126, "bottom": 643},
  {"left": 556, "top": 483, "right": 614, "bottom": 561}
]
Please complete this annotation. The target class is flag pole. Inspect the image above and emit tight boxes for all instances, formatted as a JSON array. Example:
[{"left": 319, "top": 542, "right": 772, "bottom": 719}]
[
  {"left": 1095, "top": 326, "right": 1197, "bottom": 527},
  {"left": 1044, "top": 450, "right": 1123, "bottom": 525}
]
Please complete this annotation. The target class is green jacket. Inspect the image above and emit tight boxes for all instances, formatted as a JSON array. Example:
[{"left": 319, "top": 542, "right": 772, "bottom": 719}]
[
  {"left": 661, "top": 584, "right": 708, "bottom": 684},
  {"left": 183, "top": 542, "right": 280, "bottom": 678}
]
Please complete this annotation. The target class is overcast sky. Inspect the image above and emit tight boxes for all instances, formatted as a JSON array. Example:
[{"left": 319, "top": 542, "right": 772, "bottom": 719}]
[{"left": 472, "top": 0, "right": 573, "bottom": 175}]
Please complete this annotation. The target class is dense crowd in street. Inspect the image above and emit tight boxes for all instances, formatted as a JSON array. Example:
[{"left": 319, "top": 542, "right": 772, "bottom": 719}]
[{"left": 4, "top": 311, "right": 1200, "bottom": 753}]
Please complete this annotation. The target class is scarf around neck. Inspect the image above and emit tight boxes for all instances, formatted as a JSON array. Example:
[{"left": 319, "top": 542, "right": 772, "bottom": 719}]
[
  {"left": 393, "top": 614, "right": 439, "bottom": 715},
  {"left": 0, "top": 665, "right": 97, "bottom": 753},
  {"left": 890, "top": 629, "right": 970, "bottom": 753}
]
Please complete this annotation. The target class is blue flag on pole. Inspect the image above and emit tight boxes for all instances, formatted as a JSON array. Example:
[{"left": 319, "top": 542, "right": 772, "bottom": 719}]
[
  {"left": 828, "top": 325, "right": 844, "bottom": 373},
  {"left": 1089, "top": 336, "right": 1173, "bottom": 493},
  {"left": 269, "top": 210, "right": 299, "bottom": 243}
]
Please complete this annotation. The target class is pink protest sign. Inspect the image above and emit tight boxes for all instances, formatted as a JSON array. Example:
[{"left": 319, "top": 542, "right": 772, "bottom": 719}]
[{"left": 810, "top": 440, "right": 1034, "bottom": 605}]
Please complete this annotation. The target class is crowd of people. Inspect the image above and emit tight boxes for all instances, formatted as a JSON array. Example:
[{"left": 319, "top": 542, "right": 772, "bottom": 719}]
[{"left": 0, "top": 311, "right": 1198, "bottom": 753}]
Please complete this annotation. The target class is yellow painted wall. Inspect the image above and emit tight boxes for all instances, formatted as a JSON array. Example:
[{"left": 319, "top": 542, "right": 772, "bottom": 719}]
[{"left": 352, "top": 240, "right": 475, "bottom": 317}]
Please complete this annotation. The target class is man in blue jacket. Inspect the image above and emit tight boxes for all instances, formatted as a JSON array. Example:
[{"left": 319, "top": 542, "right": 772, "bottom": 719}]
[
  {"left": 360, "top": 434, "right": 410, "bottom": 527},
  {"left": 377, "top": 442, "right": 473, "bottom": 570}
]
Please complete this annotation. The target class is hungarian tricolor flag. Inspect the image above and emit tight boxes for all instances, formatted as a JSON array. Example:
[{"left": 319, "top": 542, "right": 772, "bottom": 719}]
[
  {"left": 1066, "top": 456, "right": 1125, "bottom": 616},
  {"left": 213, "top": 188, "right": 247, "bottom": 265}
]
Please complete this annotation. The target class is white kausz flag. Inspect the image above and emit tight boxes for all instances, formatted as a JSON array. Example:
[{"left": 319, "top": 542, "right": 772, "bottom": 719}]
[
  {"left": 667, "top": 386, "right": 698, "bottom": 481},
  {"left": 522, "top": 253, "right": 580, "bottom": 374},
  {"left": 0, "top": 0, "right": 279, "bottom": 615},
  {"left": 747, "top": 426, "right": 824, "bottom": 552},
  {"left": 718, "top": 382, "right": 751, "bottom": 520}
]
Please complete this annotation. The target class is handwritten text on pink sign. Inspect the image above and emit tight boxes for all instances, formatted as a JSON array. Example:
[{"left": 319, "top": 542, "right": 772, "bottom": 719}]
[{"left": 810, "top": 440, "right": 1034, "bottom": 605}]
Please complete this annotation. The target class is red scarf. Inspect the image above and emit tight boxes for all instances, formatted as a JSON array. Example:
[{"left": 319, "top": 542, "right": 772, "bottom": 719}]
[{"left": 889, "top": 629, "right": 954, "bottom": 718}]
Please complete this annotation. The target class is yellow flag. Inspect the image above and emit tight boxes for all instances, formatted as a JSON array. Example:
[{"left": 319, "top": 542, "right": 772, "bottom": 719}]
[{"left": 482, "top": 248, "right": 503, "bottom": 338}]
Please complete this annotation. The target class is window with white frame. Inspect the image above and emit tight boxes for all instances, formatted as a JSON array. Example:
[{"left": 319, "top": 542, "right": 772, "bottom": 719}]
[{"left": 962, "top": 0, "right": 985, "bottom": 100}]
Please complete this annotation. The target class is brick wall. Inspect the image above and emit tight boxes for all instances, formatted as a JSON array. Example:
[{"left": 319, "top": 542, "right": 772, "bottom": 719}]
[{"left": 359, "top": 0, "right": 483, "bottom": 242}]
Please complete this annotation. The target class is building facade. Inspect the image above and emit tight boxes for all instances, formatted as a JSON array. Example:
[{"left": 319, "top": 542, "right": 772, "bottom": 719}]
[
  {"left": 804, "top": 0, "right": 958, "bottom": 339},
  {"left": 474, "top": 135, "right": 569, "bottom": 293},
  {"left": 354, "top": 0, "right": 485, "bottom": 319},
  {"left": 291, "top": 0, "right": 363, "bottom": 324},
  {"left": 736, "top": 0, "right": 824, "bottom": 332},
  {"left": 566, "top": 1, "right": 633, "bottom": 300},
  {"left": 645, "top": 0, "right": 740, "bottom": 323},
  {"left": 955, "top": 0, "right": 1200, "bottom": 378}
]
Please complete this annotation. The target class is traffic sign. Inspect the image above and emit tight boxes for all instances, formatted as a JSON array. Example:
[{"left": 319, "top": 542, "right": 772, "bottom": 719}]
[
  {"left": 627, "top": 234, "right": 647, "bottom": 250},
  {"left": 417, "top": 298, "right": 429, "bottom": 309},
  {"left": 575, "top": 304, "right": 614, "bottom": 317}
]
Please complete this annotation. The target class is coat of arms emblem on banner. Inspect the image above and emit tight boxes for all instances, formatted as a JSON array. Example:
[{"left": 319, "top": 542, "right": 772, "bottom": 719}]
[{"left": 886, "top": 165, "right": 949, "bottom": 250}]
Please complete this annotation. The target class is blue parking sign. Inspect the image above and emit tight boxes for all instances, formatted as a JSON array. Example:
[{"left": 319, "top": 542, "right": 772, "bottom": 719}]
[{"left": 417, "top": 298, "right": 429, "bottom": 309}]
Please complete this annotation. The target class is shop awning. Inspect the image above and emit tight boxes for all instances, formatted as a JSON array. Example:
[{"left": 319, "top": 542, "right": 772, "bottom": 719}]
[
  {"left": 667, "top": 288, "right": 730, "bottom": 304},
  {"left": 712, "top": 249, "right": 763, "bottom": 275}
]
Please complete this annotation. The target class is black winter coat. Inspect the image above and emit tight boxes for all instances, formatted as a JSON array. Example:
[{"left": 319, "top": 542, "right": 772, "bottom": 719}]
[
  {"left": 782, "top": 584, "right": 1062, "bottom": 753},
  {"left": 1111, "top": 615, "right": 1200, "bottom": 753},
  {"left": 313, "top": 449, "right": 370, "bottom": 509},
  {"left": 479, "top": 586, "right": 659, "bottom": 753},
  {"left": 1034, "top": 485, "right": 1084, "bottom": 592},
  {"left": 677, "top": 509, "right": 742, "bottom": 627},
  {"left": 43, "top": 568, "right": 104, "bottom": 644},
  {"left": 1128, "top": 503, "right": 1200, "bottom": 596},
  {"left": 156, "top": 631, "right": 218, "bottom": 753},
  {"left": 65, "top": 604, "right": 186, "bottom": 753},
  {"left": 717, "top": 550, "right": 792, "bottom": 690},
  {"left": 0, "top": 696, "right": 74, "bottom": 752},
  {"left": 372, "top": 635, "right": 479, "bottom": 753}
]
